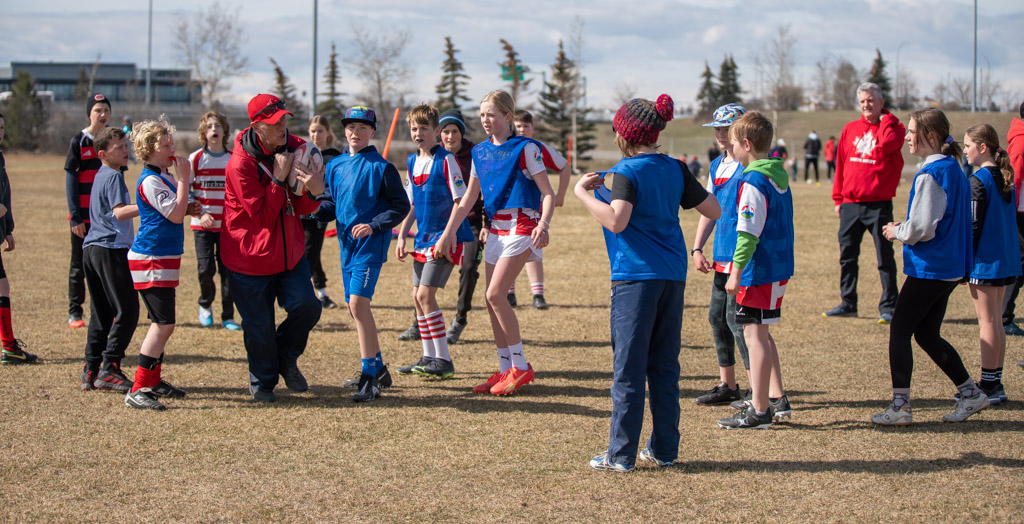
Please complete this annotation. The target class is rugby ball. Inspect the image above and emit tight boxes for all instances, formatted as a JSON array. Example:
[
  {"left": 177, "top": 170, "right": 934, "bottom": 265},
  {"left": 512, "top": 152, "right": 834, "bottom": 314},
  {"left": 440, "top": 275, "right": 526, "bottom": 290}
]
[{"left": 287, "top": 142, "right": 325, "bottom": 196}]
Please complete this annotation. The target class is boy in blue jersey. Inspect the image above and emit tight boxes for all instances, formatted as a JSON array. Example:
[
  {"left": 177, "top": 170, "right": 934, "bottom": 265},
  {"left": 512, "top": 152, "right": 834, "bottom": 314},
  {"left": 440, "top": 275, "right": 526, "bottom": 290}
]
[
  {"left": 720, "top": 112, "right": 795, "bottom": 430},
  {"left": 322, "top": 106, "right": 410, "bottom": 402},
  {"left": 691, "top": 103, "right": 750, "bottom": 406},
  {"left": 575, "top": 94, "right": 720, "bottom": 471},
  {"left": 394, "top": 104, "right": 473, "bottom": 379}
]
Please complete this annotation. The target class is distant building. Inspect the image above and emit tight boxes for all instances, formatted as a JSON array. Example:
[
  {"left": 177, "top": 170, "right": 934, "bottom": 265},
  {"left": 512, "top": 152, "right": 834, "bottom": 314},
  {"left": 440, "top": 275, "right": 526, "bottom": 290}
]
[{"left": 0, "top": 61, "right": 200, "bottom": 105}]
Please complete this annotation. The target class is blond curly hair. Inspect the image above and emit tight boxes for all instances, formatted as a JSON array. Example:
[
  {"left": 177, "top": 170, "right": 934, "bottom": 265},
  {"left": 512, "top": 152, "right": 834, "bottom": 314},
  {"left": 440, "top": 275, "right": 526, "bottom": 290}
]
[{"left": 132, "top": 116, "right": 176, "bottom": 162}]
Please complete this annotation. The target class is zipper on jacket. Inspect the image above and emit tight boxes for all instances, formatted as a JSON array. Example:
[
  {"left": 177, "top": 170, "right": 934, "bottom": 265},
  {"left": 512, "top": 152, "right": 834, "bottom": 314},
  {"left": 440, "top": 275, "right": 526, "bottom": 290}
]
[{"left": 281, "top": 205, "right": 288, "bottom": 271}]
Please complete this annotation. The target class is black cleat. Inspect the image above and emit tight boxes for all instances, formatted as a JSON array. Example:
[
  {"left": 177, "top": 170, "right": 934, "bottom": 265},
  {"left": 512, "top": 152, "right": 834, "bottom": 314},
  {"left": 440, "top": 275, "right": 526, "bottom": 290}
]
[
  {"left": 352, "top": 373, "right": 380, "bottom": 402},
  {"left": 532, "top": 294, "right": 549, "bottom": 310}
]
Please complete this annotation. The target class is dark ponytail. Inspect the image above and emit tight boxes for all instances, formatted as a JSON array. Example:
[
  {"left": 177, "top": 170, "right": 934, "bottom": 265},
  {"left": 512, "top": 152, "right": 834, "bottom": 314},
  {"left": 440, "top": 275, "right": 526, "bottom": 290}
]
[
  {"left": 966, "top": 123, "right": 1014, "bottom": 193},
  {"left": 909, "top": 108, "right": 962, "bottom": 163}
]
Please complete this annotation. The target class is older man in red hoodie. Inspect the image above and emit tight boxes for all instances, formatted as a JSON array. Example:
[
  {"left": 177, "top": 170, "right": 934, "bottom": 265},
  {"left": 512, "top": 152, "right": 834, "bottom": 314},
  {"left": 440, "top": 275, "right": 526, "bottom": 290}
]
[
  {"left": 1000, "top": 103, "right": 1024, "bottom": 341},
  {"left": 824, "top": 82, "right": 905, "bottom": 324},
  {"left": 223, "top": 94, "right": 324, "bottom": 402}
]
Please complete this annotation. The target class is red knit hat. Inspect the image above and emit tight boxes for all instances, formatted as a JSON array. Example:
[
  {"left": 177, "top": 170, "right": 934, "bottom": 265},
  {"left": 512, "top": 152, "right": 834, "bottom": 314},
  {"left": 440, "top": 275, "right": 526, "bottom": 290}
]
[{"left": 612, "top": 94, "right": 674, "bottom": 145}]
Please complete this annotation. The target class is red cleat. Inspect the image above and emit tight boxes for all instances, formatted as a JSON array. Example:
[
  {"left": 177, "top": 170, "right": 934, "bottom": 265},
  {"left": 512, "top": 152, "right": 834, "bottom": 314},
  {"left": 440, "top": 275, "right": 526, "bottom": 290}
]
[
  {"left": 490, "top": 364, "right": 534, "bottom": 395},
  {"left": 473, "top": 370, "right": 505, "bottom": 394}
]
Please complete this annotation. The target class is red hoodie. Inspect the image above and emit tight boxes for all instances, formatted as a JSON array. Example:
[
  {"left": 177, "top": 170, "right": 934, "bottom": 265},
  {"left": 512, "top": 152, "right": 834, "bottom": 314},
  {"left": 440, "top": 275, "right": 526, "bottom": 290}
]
[
  {"left": 832, "top": 110, "right": 906, "bottom": 205},
  {"left": 1007, "top": 118, "right": 1024, "bottom": 212},
  {"left": 221, "top": 129, "right": 321, "bottom": 276}
]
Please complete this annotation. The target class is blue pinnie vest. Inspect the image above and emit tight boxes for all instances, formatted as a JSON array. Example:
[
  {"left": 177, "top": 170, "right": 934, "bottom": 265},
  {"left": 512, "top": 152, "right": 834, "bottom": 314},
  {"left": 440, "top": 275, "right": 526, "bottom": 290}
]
[
  {"left": 903, "top": 156, "right": 972, "bottom": 280},
  {"left": 739, "top": 167, "right": 794, "bottom": 287},
  {"left": 707, "top": 155, "right": 745, "bottom": 264},
  {"left": 326, "top": 147, "right": 393, "bottom": 268},
  {"left": 595, "top": 154, "right": 688, "bottom": 282},
  {"left": 970, "top": 166, "right": 1020, "bottom": 280},
  {"left": 406, "top": 147, "right": 473, "bottom": 251},
  {"left": 471, "top": 135, "right": 542, "bottom": 216},
  {"left": 132, "top": 167, "right": 184, "bottom": 257}
]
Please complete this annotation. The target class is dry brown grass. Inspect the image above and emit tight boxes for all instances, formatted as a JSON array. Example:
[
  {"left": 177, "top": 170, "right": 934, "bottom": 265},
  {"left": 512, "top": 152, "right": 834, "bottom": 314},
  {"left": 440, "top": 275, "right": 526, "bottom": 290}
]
[{"left": 1, "top": 152, "right": 1022, "bottom": 522}]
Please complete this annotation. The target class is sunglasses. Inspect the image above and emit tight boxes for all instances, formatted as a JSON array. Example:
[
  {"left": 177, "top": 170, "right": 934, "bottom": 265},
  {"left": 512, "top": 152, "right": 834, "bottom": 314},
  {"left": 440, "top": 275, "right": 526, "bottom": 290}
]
[{"left": 255, "top": 100, "right": 286, "bottom": 119}]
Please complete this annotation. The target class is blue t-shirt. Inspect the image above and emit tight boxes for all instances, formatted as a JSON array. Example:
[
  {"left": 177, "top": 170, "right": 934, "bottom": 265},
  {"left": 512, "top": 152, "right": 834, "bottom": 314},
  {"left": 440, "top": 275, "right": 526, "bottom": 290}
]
[{"left": 83, "top": 164, "right": 134, "bottom": 249}]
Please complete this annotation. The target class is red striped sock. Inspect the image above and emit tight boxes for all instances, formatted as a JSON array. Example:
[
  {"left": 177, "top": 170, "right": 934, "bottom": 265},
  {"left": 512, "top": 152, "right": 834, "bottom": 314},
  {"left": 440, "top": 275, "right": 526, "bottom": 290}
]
[
  {"left": 0, "top": 296, "right": 14, "bottom": 349},
  {"left": 530, "top": 282, "right": 544, "bottom": 296},
  {"left": 417, "top": 315, "right": 434, "bottom": 357},
  {"left": 425, "top": 310, "right": 449, "bottom": 361}
]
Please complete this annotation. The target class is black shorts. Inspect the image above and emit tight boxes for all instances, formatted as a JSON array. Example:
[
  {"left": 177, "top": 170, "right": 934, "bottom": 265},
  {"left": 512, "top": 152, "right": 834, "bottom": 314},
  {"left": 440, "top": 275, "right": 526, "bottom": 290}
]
[
  {"left": 0, "top": 250, "right": 6, "bottom": 279},
  {"left": 968, "top": 276, "right": 1018, "bottom": 287},
  {"left": 734, "top": 304, "right": 781, "bottom": 325},
  {"left": 139, "top": 287, "right": 176, "bottom": 325}
]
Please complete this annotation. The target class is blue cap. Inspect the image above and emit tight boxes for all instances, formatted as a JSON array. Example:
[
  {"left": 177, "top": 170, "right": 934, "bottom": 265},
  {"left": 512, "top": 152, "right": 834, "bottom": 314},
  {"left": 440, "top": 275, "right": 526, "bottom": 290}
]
[
  {"left": 702, "top": 103, "right": 747, "bottom": 127},
  {"left": 341, "top": 106, "right": 377, "bottom": 130}
]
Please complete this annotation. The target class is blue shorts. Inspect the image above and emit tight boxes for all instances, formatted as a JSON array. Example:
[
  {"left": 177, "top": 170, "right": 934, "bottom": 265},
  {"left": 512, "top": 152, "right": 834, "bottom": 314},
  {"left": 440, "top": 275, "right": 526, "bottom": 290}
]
[{"left": 342, "top": 265, "right": 381, "bottom": 302}]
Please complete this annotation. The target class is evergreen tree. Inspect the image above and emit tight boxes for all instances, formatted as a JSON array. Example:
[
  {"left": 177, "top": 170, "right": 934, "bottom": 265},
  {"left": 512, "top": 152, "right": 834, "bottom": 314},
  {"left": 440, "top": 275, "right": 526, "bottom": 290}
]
[
  {"left": 537, "top": 40, "right": 595, "bottom": 169},
  {"left": 717, "top": 54, "right": 743, "bottom": 106},
  {"left": 435, "top": 37, "right": 471, "bottom": 114},
  {"left": 498, "top": 39, "right": 532, "bottom": 103},
  {"left": 1, "top": 71, "right": 46, "bottom": 151},
  {"left": 316, "top": 42, "right": 345, "bottom": 125},
  {"left": 866, "top": 48, "right": 894, "bottom": 109},
  {"left": 695, "top": 61, "right": 717, "bottom": 116},
  {"left": 269, "top": 57, "right": 307, "bottom": 134}
]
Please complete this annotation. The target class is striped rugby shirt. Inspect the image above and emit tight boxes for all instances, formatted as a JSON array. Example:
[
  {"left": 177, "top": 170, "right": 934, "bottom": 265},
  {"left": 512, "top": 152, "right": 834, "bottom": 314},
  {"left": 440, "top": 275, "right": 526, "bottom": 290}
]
[{"left": 188, "top": 148, "right": 230, "bottom": 231}]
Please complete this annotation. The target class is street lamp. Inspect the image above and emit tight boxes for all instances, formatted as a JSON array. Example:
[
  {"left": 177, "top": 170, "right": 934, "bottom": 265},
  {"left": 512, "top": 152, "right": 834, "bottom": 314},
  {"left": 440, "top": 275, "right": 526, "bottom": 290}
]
[{"left": 895, "top": 41, "right": 909, "bottom": 110}]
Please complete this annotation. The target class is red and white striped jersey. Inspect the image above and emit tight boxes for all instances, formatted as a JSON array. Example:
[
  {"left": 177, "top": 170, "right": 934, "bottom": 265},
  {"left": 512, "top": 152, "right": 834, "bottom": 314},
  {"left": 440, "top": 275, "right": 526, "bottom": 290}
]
[{"left": 189, "top": 148, "right": 230, "bottom": 231}]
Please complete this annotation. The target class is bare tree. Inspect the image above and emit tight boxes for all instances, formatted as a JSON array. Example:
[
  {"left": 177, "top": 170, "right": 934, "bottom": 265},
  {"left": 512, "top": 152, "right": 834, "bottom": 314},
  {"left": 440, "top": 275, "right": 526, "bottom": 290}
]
[
  {"left": 978, "top": 68, "right": 1003, "bottom": 111},
  {"left": 999, "top": 87, "right": 1022, "bottom": 114},
  {"left": 951, "top": 76, "right": 972, "bottom": 107},
  {"left": 894, "top": 66, "right": 919, "bottom": 110},
  {"left": 813, "top": 53, "right": 834, "bottom": 110},
  {"left": 174, "top": 1, "right": 248, "bottom": 109},
  {"left": 753, "top": 25, "right": 797, "bottom": 110},
  {"left": 349, "top": 22, "right": 412, "bottom": 132},
  {"left": 831, "top": 57, "right": 860, "bottom": 110},
  {"left": 612, "top": 80, "right": 637, "bottom": 109}
]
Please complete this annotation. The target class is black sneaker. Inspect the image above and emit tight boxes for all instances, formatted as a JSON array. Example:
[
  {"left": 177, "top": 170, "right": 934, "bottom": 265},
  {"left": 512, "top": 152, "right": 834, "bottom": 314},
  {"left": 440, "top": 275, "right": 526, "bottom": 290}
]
[
  {"left": 320, "top": 294, "right": 338, "bottom": 310},
  {"left": 446, "top": 320, "right": 466, "bottom": 344},
  {"left": 125, "top": 388, "right": 166, "bottom": 410},
  {"left": 151, "top": 379, "right": 186, "bottom": 398},
  {"left": 822, "top": 304, "right": 857, "bottom": 318},
  {"left": 352, "top": 373, "right": 380, "bottom": 402},
  {"left": 343, "top": 365, "right": 392, "bottom": 388},
  {"left": 695, "top": 383, "right": 742, "bottom": 405},
  {"left": 718, "top": 407, "right": 773, "bottom": 429},
  {"left": 730, "top": 390, "right": 753, "bottom": 410},
  {"left": 94, "top": 363, "right": 133, "bottom": 392},
  {"left": 397, "top": 356, "right": 432, "bottom": 375},
  {"left": 397, "top": 322, "right": 421, "bottom": 341},
  {"left": 250, "top": 373, "right": 277, "bottom": 402},
  {"left": 507, "top": 293, "right": 518, "bottom": 308},
  {"left": 81, "top": 367, "right": 97, "bottom": 391},
  {"left": 420, "top": 358, "right": 455, "bottom": 379},
  {"left": 532, "top": 294, "right": 549, "bottom": 310},
  {"left": 770, "top": 395, "right": 792, "bottom": 420},
  {"left": 280, "top": 364, "right": 308, "bottom": 392},
  {"left": 1, "top": 340, "right": 38, "bottom": 365}
]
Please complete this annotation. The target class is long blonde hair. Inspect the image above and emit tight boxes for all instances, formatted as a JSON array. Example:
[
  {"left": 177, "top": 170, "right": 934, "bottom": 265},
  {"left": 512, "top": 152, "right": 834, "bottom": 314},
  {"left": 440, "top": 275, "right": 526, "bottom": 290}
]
[
  {"left": 308, "top": 115, "right": 335, "bottom": 147},
  {"left": 481, "top": 90, "right": 516, "bottom": 137}
]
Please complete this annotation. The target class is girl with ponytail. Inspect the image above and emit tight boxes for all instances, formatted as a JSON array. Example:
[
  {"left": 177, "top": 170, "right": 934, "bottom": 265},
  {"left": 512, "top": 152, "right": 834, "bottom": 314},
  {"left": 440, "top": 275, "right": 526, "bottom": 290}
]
[
  {"left": 877, "top": 108, "right": 987, "bottom": 425},
  {"left": 575, "top": 94, "right": 720, "bottom": 470},
  {"left": 963, "top": 123, "right": 1019, "bottom": 404}
]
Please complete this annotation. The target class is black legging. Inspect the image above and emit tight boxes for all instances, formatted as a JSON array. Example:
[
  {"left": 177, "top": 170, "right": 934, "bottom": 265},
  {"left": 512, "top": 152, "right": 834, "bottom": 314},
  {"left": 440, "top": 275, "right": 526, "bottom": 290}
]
[{"left": 888, "top": 276, "right": 971, "bottom": 389}]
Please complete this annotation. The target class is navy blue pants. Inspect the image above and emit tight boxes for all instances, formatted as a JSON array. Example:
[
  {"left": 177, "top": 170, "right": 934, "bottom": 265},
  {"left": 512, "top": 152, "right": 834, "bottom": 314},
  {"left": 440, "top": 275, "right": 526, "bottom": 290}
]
[
  {"left": 607, "top": 279, "right": 684, "bottom": 467},
  {"left": 229, "top": 257, "right": 322, "bottom": 390}
]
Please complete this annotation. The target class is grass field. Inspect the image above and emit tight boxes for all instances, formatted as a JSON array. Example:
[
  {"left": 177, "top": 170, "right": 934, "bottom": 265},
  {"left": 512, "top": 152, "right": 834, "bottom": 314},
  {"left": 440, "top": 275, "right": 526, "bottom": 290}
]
[{"left": 1, "top": 147, "right": 1023, "bottom": 522}]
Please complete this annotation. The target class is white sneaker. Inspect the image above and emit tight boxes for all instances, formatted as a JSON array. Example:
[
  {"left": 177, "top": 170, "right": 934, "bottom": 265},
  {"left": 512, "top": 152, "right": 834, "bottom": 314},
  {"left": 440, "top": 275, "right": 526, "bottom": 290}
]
[
  {"left": 871, "top": 403, "right": 913, "bottom": 426},
  {"left": 198, "top": 306, "right": 214, "bottom": 327},
  {"left": 942, "top": 392, "right": 990, "bottom": 422}
]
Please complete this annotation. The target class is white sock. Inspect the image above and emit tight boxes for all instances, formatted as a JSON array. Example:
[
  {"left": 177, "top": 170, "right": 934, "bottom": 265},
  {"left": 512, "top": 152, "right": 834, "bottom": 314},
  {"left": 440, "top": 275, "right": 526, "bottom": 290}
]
[
  {"left": 425, "top": 310, "right": 450, "bottom": 361},
  {"left": 508, "top": 342, "right": 527, "bottom": 370},
  {"left": 497, "top": 347, "right": 512, "bottom": 372},
  {"left": 508, "top": 282, "right": 516, "bottom": 294},
  {"left": 417, "top": 315, "right": 434, "bottom": 358},
  {"left": 317, "top": 287, "right": 328, "bottom": 298},
  {"left": 530, "top": 282, "right": 544, "bottom": 296}
]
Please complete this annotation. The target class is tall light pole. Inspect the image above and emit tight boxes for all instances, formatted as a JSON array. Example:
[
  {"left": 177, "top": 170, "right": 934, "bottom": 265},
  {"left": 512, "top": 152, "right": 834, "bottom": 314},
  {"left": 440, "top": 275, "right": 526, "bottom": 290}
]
[
  {"left": 971, "top": 0, "right": 977, "bottom": 112},
  {"left": 145, "top": 0, "right": 152, "bottom": 106},
  {"left": 895, "top": 41, "right": 908, "bottom": 110},
  {"left": 312, "top": 0, "right": 318, "bottom": 114}
]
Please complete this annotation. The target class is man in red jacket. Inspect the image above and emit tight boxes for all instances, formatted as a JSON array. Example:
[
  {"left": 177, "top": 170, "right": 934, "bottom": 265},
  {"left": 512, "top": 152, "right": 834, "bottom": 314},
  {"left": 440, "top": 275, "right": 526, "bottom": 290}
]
[
  {"left": 223, "top": 94, "right": 324, "bottom": 402},
  {"left": 1000, "top": 103, "right": 1024, "bottom": 340},
  {"left": 824, "top": 82, "right": 905, "bottom": 324}
]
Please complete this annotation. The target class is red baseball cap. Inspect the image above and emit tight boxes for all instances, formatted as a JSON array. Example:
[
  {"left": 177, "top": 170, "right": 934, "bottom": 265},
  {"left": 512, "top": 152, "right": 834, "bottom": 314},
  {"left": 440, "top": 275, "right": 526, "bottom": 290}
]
[{"left": 247, "top": 94, "right": 294, "bottom": 124}]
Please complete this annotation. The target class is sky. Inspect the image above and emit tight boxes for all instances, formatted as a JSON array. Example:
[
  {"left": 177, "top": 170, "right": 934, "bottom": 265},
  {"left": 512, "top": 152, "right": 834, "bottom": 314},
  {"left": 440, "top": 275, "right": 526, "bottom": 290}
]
[{"left": 2, "top": 0, "right": 1023, "bottom": 113}]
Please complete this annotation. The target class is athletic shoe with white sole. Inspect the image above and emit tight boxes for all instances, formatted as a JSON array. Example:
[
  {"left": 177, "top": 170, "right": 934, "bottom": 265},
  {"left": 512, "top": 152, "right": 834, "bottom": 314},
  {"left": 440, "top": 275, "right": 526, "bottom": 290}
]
[
  {"left": 694, "top": 383, "right": 742, "bottom": 406},
  {"left": 771, "top": 395, "right": 792, "bottom": 421},
  {"left": 730, "top": 390, "right": 753, "bottom": 410},
  {"left": 871, "top": 403, "right": 913, "bottom": 426},
  {"left": 125, "top": 388, "right": 166, "bottom": 410},
  {"left": 198, "top": 306, "right": 214, "bottom": 327},
  {"left": 397, "top": 356, "right": 432, "bottom": 375},
  {"left": 589, "top": 452, "right": 633, "bottom": 472},
  {"left": 942, "top": 392, "right": 990, "bottom": 422},
  {"left": 719, "top": 408, "right": 773, "bottom": 429},
  {"left": 638, "top": 448, "right": 674, "bottom": 467},
  {"left": 222, "top": 319, "right": 242, "bottom": 331}
]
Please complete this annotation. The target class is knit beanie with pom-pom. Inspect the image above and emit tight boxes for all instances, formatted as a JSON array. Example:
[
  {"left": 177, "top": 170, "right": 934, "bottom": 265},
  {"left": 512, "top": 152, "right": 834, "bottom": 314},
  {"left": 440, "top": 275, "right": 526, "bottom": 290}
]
[{"left": 612, "top": 94, "right": 674, "bottom": 145}]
